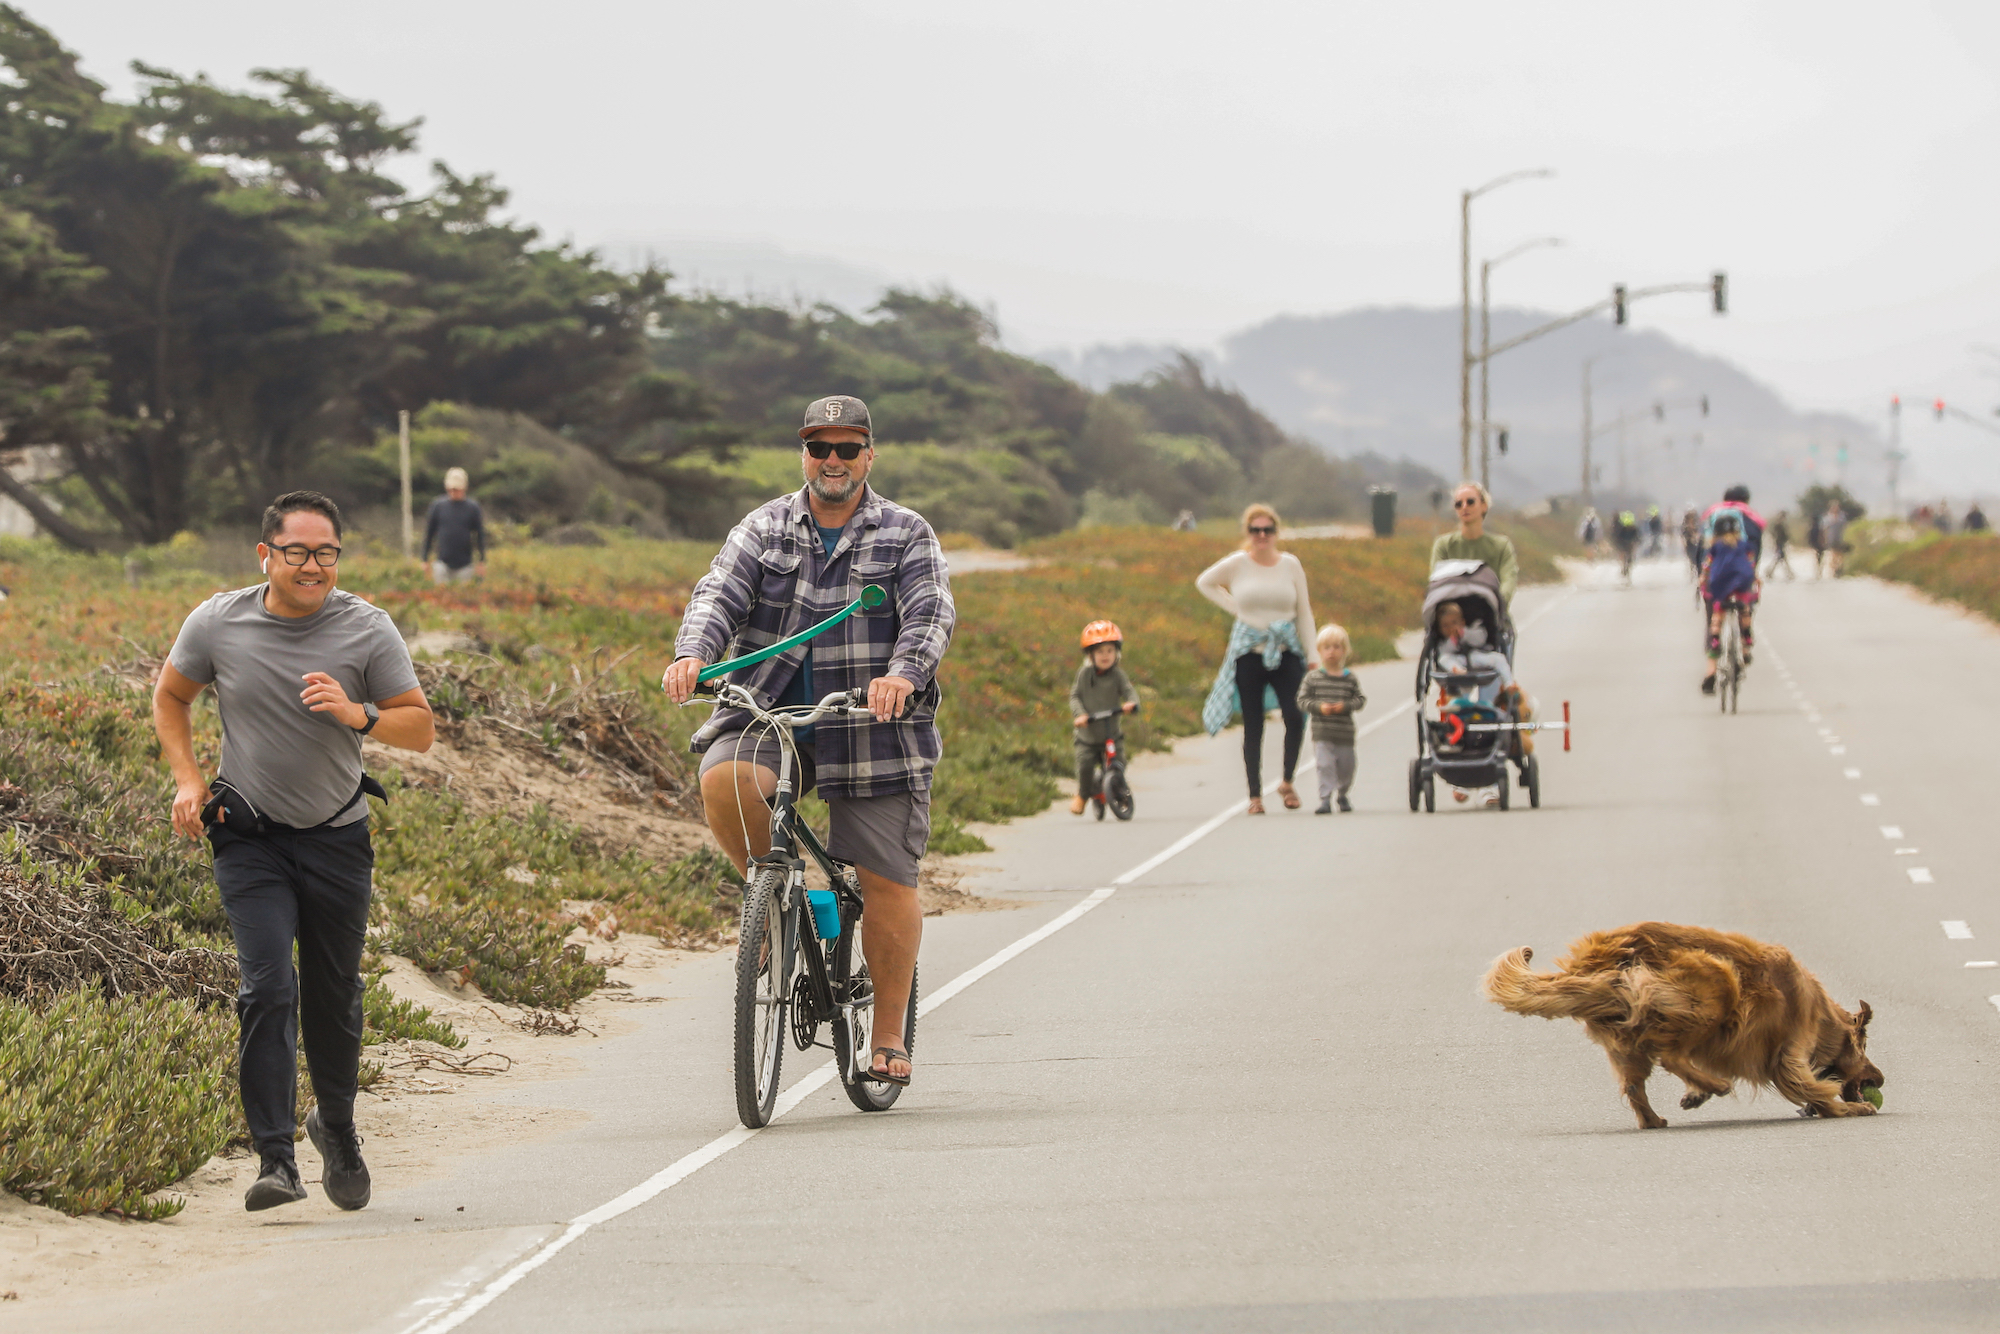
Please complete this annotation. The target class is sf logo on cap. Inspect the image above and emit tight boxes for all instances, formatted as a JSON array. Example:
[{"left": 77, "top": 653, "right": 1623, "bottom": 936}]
[{"left": 825, "top": 399, "right": 843, "bottom": 420}]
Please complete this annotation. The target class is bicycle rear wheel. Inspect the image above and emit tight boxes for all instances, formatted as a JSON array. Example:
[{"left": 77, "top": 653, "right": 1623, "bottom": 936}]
[
  {"left": 836, "top": 959, "right": 917, "bottom": 1112},
  {"left": 734, "top": 867, "right": 796, "bottom": 1128}
]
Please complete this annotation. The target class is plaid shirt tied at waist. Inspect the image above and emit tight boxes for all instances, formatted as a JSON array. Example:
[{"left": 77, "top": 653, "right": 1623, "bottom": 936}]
[{"left": 675, "top": 486, "right": 956, "bottom": 798}]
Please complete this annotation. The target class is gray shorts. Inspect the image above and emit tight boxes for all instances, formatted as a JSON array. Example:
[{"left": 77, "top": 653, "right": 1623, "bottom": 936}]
[
  {"left": 697, "top": 731, "right": 932, "bottom": 888},
  {"left": 431, "top": 561, "right": 478, "bottom": 584}
]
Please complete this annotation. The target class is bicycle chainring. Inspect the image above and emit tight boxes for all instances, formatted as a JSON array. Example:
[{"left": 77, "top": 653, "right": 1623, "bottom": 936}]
[{"left": 790, "top": 974, "right": 820, "bottom": 1051}]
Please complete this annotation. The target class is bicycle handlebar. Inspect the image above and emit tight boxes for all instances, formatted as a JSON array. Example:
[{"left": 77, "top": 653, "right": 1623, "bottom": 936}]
[
  {"left": 694, "top": 584, "right": 888, "bottom": 684},
  {"left": 1083, "top": 704, "right": 1140, "bottom": 721},
  {"left": 693, "top": 681, "right": 874, "bottom": 728}
]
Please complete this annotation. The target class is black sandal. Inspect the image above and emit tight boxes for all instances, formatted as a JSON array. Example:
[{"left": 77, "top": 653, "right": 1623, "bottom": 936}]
[{"left": 867, "top": 1046, "right": 912, "bottom": 1087}]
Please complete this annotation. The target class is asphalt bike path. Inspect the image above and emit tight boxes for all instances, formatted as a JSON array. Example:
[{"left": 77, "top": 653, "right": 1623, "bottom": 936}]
[{"left": 44, "top": 566, "right": 2000, "bottom": 1331}]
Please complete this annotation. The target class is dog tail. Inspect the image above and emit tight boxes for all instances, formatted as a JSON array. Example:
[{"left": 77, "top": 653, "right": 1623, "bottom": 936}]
[{"left": 1481, "top": 946, "right": 1631, "bottom": 1023}]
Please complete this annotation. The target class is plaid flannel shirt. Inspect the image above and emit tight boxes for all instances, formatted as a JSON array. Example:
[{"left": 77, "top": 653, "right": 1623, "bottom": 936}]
[{"left": 675, "top": 486, "right": 956, "bottom": 798}]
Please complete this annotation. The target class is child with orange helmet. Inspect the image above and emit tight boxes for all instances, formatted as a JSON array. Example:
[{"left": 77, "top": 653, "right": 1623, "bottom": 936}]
[{"left": 1070, "top": 620, "right": 1140, "bottom": 815}]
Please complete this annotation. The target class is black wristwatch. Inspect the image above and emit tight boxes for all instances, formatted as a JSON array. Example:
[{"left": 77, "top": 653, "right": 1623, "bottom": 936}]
[{"left": 355, "top": 701, "right": 380, "bottom": 735}]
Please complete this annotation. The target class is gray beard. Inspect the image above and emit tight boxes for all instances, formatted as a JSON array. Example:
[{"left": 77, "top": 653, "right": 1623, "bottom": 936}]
[{"left": 809, "top": 472, "right": 863, "bottom": 506}]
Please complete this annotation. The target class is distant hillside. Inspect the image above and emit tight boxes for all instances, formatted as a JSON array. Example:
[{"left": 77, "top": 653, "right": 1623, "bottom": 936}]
[{"left": 1048, "top": 309, "right": 1887, "bottom": 514}]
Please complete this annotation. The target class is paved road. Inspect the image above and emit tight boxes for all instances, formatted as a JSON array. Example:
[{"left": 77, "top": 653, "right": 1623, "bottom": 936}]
[{"left": 58, "top": 561, "right": 2000, "bottom": 1331}]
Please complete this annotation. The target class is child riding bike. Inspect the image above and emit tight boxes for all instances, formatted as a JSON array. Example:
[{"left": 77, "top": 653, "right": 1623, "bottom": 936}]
[{"left": 1070, "top": 620, "right": 1139, "bottom": 815}]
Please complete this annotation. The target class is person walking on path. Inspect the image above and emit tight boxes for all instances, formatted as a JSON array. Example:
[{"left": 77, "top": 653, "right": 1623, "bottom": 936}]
[
  {"left": 152, "top": 491, "right": 434, "bottom": 1213},
  {"left": 1765, "top": 510, "right": 1795, "bottom": 579},
  {"left": 1297, "top": 624, "right": 1365, "bottom": 813},
  {"left": 1431, "top": 483, "right": 1519, "bottom": 605},
  {"left": 1965, "top": 501, "right": 1990, "bottom": 533},
  {"left": 663, "top": 395, "right": 954, "bottom": 1088},
  {"left": 1823, "top": 501, "right": 1850, "bottom": 578},
  {"left": 421, "top": 467, "right": 486, "bottom": 584},
  {"left": 1197, "top": 503, "right": 1319, "bottom": 814},
  {"left": 1808, "top": 509, "right": 1827, "bottom": 578}
]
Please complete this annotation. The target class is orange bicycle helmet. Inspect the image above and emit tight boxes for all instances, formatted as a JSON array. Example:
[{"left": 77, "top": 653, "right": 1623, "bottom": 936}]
[{"left": 1080, "top": 620, "right": 1123, "bottom": 650}]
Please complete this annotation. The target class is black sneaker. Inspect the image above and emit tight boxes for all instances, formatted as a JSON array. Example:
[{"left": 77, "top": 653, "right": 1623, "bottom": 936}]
[
  {"left": 1337, "top": 796, "right": 1352, "bottom": 813},
  {"left": 1314, "top": 799, "right": 1332, "bottom": 815},
  {"left": 1700, "top": 674, "right": 1716, "bottom": 695},
  {"left": 245, "top": 1153, "right": 306, "bottom": 1212},
  {"left": 306, "top": 1107, "right": 372, "bottom": 1211}
]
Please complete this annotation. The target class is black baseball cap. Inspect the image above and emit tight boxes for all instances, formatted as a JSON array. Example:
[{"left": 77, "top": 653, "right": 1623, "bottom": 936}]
[{"left": 799, "top": 395, "right": 872, "bottom": 440}]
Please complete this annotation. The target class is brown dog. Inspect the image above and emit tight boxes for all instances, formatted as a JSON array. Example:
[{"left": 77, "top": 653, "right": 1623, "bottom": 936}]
[{"left": 1482, "top": 921, "right": 1883, "bottom": 1128}]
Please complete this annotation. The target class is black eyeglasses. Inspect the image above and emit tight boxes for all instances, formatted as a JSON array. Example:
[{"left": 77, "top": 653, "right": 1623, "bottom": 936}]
[
  {"left": 1247, "top": 524, "right": 1277, "bottom": 536},
  {"left": 272, "top": 544, "right": 342, "bottom": 567},
  {"left": 804, "top": 440, "right": 869, "bottom": 461},
  {"left": 1453, "top": 498, "right": 1481, "bottom": 510}
]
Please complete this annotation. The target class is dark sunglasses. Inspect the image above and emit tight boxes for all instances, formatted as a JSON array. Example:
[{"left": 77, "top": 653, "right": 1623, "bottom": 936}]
[
  {"left": 1452, "top": 498, "right": 1481, "bottom": 510},
  {"left": 271, "top": 544, "right": 342, "bottom": 567},
  {"left": 804, "top": 440, "right": 869, "bottom": 461},
  {"left": 1247, "top": 524, "right": 1277, "bottom": 536}
]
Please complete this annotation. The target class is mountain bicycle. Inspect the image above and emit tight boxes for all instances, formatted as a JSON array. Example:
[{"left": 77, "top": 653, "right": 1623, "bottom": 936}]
[
  {"left": 1716, "top": 596, "right": 1747, "bottom": 715},
  {"left": 675, "top": 585, "right": 917, "bottom": 1128},
  {"left": 1082, "top": 706, "right": 1137, "bottom": 822}
]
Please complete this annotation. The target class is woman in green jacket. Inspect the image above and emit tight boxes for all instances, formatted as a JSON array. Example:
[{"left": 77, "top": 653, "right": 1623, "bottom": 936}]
[{"left": 1430, "top": 482, "right": 1518, "bottom": 606}]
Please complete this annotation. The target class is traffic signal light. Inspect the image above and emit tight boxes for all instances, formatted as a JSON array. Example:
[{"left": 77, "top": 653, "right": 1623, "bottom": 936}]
[
  {"left": 1700, "top": 395, "right": 1710, "bottom": 417},
  {"left": 1935, "top": 398, "right": 1946, "bottom": 421},
  {"left": 1613, "top": 284, "right": 1628, "bottom": 325},
  {"left": 1497, "top": 429, "right": 1509, "bottom": 455},
  {"left": 1890, "top": 396, "right": 1900, "bottom": 413},
  {"left": 1711, "top": 271, "right": 1728, "bottom": 314},
  {"left": 1653, "top": 402, "right": 1664, "bottom": 421}
]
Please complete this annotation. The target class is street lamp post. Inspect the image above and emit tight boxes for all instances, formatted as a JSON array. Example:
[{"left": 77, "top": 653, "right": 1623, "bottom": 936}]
[
  {"left": 1459, "top": 169, "right": 1554, "bottom": 481},
  {"left": 1479, "top": 236, "right": 1562, "bottom": 493}
]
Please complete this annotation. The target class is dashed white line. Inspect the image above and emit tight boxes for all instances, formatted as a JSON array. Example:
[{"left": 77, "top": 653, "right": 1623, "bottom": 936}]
[
  {"left": 1908, "top": 867, "right": 1935, "bottom": 884},
  {"left": 1880, "top": 826, "right": 1904, "bottom": 839},
  {"left": 1895, "top": 848, "right": 1920, "bottom": 856},
  {"left": 1943, "top": 920, "right": 1974, "bottom": 940},
  {"left": 1843, "top": 768, "right": 1862, "bottom": 779},
  {"left": 1830, "top": 746, "right": 1847, "bottom": 755},
  {"left": 1966, "top": 961, "right": 1997, "bottom": 969},
  {"left": 1861, "top": 794, "right": 1881, "bottom": 807},
  {"left": 1990, "top": 997, "right": 2000, "bottom": 1017}
]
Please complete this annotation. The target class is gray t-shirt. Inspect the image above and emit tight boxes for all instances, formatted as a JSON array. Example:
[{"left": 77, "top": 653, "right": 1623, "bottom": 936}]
[{"left": 168, "top": 586, "right": 420, "bottom": 827}]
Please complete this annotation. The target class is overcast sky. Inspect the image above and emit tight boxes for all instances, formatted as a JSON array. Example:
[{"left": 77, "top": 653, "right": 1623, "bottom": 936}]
[{"left": 48, "top": 0, "right": 2000, "bottom": 489}]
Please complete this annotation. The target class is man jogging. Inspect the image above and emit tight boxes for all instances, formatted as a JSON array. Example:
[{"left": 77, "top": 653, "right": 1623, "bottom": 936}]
[
  {"left": 153, "top": 491, "right": 434, "bottom": 1212},
  {"left": 421, "top": 467, "right": 486, "bottom": 583},
  {"left": 664, "top": 395, "right": 954, "bottom": 1088}
]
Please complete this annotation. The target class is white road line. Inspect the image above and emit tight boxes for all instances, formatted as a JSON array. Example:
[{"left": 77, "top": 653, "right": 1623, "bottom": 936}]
[
  {"left": 1830, "top": 746, "right": 1846, "bottom": 755},
  {"left": 1966, "top": 961, "right": 1997, "bottom": 969},
  {"left": 1861, "top": 794, "right": 1881, "bottom": 807},
  {"left": 1908, "top": 867, "right": 1935, "bottom": 884},
  {"left": 1990, "top": 997, "right": 2000, "bottom": 1016},
  {"left": 1895, "top": 848, "right": 1920, "bottom": 856},
  {"left": 1881, "top": 826, "right": 1904, "bottom": 839},
  {"left": 394, "top": 673, "right": 1444, "bottom": 1333},
  {"left": 1943, "top": 920, "right": 1974, "bottom": 940},
  {"left": 1843, "top": 768, "right": 1861, "bottom": 779}
]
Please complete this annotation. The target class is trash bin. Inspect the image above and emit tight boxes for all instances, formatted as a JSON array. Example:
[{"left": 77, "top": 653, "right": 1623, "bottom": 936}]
[{"left": 1368, "top": 486, "right": 1397, "bottom": 538}]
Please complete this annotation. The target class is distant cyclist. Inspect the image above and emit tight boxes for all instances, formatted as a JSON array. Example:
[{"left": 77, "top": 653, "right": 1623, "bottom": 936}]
[
  {"left": 663, "top": 395, "right": 955, "bottom": 1089},
  {"left": 1611, "top": 510, "right": 1641, "bottom": 581},
  {"left": 1700, "top": 511, "right": 1757, "bottom": 694},
  {"left": 1702, "top": 484, "right": 1765, "bottom": 564},
  {"left": 1644, "top": 505, "right": 1664, "bottom": 557}
]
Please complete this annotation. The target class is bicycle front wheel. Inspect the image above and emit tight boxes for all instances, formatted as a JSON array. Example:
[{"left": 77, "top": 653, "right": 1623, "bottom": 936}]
[
  {"left": 1107, "top": 770, "right": 1135, "bottom": 821},
  {"left": 734, "top": 867, "right": 796, "bottom": 1128}
]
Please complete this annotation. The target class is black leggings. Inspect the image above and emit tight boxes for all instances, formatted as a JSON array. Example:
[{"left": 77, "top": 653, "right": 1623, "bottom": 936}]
[{"left": 1235, "top": 650, "right": 1306, "bottom": 797}]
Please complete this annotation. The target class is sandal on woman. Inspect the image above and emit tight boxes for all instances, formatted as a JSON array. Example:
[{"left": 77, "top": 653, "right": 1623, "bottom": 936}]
[
  {"left": 1277, "top": 781, "right": 1302, "bottom": 810},
  {"left": 1246, "top": 796, "right": 1266, "bottom": 815},
  {"left": 866, "top": 1047, "right": 912, "bottom": 1087}
]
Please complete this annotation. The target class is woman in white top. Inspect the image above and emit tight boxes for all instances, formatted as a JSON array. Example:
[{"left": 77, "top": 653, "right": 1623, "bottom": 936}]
[{"left": 1195, "top": 503, "right": 1319, "bottom": 813}]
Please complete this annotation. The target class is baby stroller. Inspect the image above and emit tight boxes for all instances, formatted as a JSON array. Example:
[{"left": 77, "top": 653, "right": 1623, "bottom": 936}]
[{"left": 1408, "top": 560, "right": 1557, "bottom": 812}]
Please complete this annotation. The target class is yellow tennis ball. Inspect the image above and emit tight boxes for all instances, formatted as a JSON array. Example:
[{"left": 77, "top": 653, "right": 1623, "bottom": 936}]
[{"left": 1862, "top": 1086, "right": 1883, "bottom": 1109}]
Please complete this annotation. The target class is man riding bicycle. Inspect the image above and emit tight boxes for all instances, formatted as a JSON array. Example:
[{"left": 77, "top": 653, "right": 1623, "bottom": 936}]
[{"left": 663, "top": 395, "right": 956, "bottom": 1088}]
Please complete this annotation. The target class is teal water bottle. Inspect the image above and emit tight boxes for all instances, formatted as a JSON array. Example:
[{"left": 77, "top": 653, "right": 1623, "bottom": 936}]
[{"left": 806, "top": 888, "right": 841, "bottom": 940}]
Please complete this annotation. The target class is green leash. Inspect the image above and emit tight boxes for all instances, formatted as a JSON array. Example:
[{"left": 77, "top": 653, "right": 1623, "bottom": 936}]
[{"left": 694, "top": 584, "right": 888, "bottom": 684}]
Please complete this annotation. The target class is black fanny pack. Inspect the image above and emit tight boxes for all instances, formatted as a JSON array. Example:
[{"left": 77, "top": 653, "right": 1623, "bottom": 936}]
[{"left": 201, "top": 772, "right": 388, "bottom": 837}]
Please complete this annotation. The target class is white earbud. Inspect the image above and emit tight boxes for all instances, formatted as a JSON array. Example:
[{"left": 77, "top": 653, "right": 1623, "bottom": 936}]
[{"left": 260, "top": 556, "right": 269, "bottom": 574}]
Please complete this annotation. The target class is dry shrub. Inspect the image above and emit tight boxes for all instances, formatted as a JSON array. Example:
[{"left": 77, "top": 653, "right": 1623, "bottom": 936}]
[{"left": 0, "top": 833, "right": 234, "bottom": 1004}]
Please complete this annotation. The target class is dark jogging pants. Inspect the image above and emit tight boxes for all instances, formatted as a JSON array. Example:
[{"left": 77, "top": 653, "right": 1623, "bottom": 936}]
[
  {"left": 208, "top": 820, "right": 373, "bottom": 1159},
  {"left": 1235, "top": 649, "right": 1306, "bottom": 797}
]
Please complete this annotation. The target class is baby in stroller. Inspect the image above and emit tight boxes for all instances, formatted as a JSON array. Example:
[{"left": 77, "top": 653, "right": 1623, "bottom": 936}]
[{"left": 1418, "top": 561, "right": 1536, "bottom": 807}]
